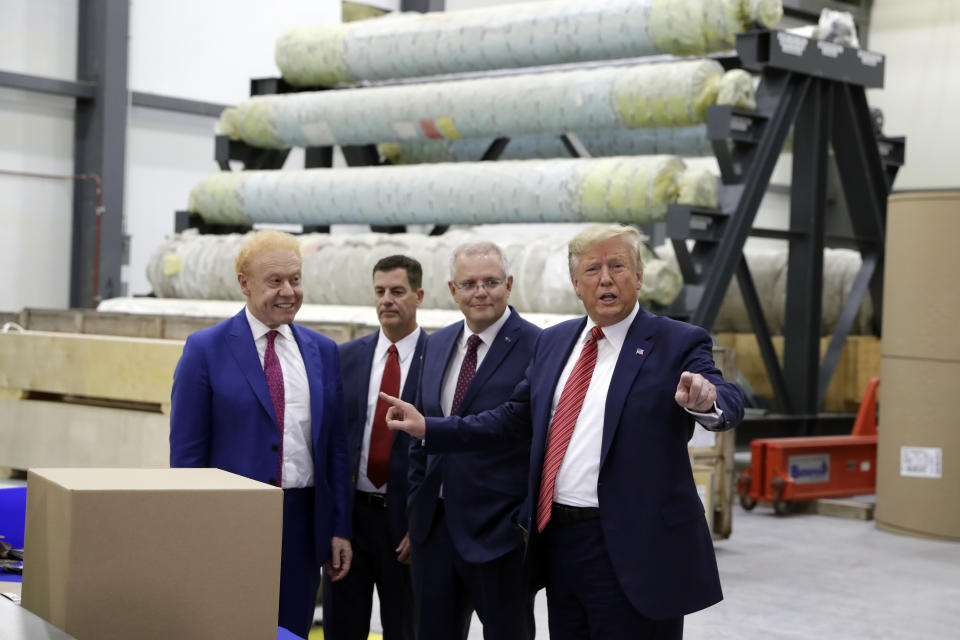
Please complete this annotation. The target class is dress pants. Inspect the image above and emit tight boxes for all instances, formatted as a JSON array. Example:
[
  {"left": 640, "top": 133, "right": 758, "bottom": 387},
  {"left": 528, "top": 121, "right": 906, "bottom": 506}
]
[
  {"left": 322, "top": 496, "right": 415, "bottom": 640},
  {"left": 410, "top": 501, "right": 534, "bottom": 640},
  {"left": 279, "top": 487, "right": 321, "bottom": 639},
  {"left": 542, "top": 516, "right": 683, "bottom": 640}
]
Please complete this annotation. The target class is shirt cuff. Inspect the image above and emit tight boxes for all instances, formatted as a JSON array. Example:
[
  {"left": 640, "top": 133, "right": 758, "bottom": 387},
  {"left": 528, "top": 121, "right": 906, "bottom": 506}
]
[{"left": 685, "top": 402, "right": 724, "bottom": 430}]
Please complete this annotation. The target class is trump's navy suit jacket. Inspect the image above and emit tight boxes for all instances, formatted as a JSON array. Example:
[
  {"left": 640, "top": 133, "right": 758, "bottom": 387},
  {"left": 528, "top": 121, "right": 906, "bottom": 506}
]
[
  {"left": 409, "top": 308, "right": 541, "bottom": 564},
  {"left": 426, "top": 307, "right": 744, "bottom": 619},
  {"left": 169, "top": 309, "right": 351, "bottom": 564},
  {"left": 339, "top": 329, "right": 426, "bottom": 546}
]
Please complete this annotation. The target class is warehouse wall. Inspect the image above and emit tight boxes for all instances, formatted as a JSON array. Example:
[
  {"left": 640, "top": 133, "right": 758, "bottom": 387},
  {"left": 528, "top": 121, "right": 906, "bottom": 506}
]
[
  {"left": 0, "top": 0, "right": 337, "bottom": 311},
  {"left": 0, "top": 0, "right": 77, "bottom": 311},
  {"left": 869, "top": 0, "right": 959, "bottom": 190}
]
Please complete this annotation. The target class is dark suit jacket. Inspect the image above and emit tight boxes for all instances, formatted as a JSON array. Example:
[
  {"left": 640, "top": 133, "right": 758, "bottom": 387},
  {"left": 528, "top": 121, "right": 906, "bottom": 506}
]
[
  {"left": 409, "top": 308, "right": 541, "bottom": 564},
  {"left": 426, "top": 308, "right": 744, "bottom": 619},
  {"left": 339, "top": 329, "right": 426, "bottom": 547},
  {"left": 169, "top": 309, "right": 351, "bottom": 564}
]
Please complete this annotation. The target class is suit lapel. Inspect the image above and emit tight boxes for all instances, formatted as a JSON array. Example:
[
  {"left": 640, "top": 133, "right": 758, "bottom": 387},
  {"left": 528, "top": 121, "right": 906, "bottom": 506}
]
[
  {"left": 291, "top": 324, "right": 324, "bottom": 448},
  {"left": 530, "top": 318, "right": 587, "bottom": 464},
  {"left": 356, "top": 333, "right": 378, "bottom": 430},
  {"left": 600, "top": 309, "right": 656, "bottom": 469},
  {"left": 425, "top": 325, "right": 460, "bottom": 413},
  {"left": 402, "top": 331, "right": 427, "bottom": 403},
  {"left": 458, "top": 311, "right": 520, "bottom": 414},
  {"left": 226, "top": 310, "right": 277, "bottom": 426}
]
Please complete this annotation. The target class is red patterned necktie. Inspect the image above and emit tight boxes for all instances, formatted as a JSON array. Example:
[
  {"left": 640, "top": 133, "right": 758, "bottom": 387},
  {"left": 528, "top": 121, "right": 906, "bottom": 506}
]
[
  {"left": 264, "top": 330, "right": 285, "bottom": 486},
  {"left": 368, "top": 344, "right": 400, "bottom": 488},
  {"left": 451, "top": 334, "right": 482, "bottom": 415},
  {"left": 536, "top": 325, "right": 605, "bottom": 532}
]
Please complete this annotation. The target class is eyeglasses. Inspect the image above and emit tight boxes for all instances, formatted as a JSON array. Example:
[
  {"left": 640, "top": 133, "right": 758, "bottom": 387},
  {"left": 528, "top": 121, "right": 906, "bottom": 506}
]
[{"left": 452, "top": 278, "right": 504, "bottom": 293}]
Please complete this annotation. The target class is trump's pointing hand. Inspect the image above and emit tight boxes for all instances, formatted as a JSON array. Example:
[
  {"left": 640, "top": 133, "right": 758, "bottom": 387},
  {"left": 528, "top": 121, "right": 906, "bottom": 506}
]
[
  {"left": 675, "top": 371, "right": 717, "bottom": 413},
  {"left": 379, "top": 392, "right": 427, "bottom": 439}
]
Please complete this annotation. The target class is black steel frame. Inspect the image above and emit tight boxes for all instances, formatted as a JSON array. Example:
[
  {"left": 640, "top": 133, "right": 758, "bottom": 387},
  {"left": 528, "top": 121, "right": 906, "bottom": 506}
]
[{"left": 664, "top": 30, "right": 903, "bottom": 418}]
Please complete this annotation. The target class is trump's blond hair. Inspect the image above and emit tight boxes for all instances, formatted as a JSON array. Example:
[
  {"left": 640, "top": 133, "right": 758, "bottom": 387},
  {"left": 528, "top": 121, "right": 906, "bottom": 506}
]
[{"left": 567, "top": 225, "right": 643, "bottom": 276}]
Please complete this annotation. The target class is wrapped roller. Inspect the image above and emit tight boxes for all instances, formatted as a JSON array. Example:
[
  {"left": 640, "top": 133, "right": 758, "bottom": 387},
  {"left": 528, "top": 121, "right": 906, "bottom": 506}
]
[
  {"left": 217, "top": 62, "right": 753, "bottom": 150},
  {"left": 275, "top": 0, "right": 782, "bottom": 86},
  {"left": 147, "top": 229, "right": 685, "bottom": 312},
  {"left": 187, "top": 156, "right": 718, "bottom": 227}
]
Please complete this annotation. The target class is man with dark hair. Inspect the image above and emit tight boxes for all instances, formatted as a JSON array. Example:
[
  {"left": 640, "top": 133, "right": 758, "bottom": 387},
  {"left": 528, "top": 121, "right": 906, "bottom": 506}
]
[
  {"left": 322, "top": 254, "right": 425, "bottom": 640},
  {"left": 407, "top": 241, "right": 540, "bottom": 640},
  {"left": 170, "top": 230, "right": 352, "bottom": 638}
]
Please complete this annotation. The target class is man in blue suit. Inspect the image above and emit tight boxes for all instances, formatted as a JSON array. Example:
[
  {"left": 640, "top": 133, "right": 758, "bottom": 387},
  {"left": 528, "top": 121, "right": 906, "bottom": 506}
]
[
  {"left": 170, "top": 230, "right": 352, "bottom": 639},
  {"left": 408, "top": 241, "right": 540, "bottom": 640},
  {"left": 383, "top": 225, "right": 745, "bottom": 640},
  {"left": 322, "top": 255, "right": 426, "bottom": 640}
]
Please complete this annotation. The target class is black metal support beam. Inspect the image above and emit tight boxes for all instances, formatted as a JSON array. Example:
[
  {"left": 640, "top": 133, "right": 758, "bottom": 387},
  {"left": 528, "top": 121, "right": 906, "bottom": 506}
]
[
  {"left": 130, "top": 91, "right": 230, "bottom": 118},
  {"left": 0, "top": 69, "right": 95, "bottom": 99},
  {"left": 783, "top": 79, "right": 832, "bottom": 416},
  {"left": 737, "top": 255, "right": 792, "bottom": 412},
  {"left": 690, "top": 71, "right": 810, "bottom": 328},
  {"left": 400, "top": 0, "right": 445, "bottom": 11},
  {"left": 72, "top": 0, "right": 129, "bottom": 307}
]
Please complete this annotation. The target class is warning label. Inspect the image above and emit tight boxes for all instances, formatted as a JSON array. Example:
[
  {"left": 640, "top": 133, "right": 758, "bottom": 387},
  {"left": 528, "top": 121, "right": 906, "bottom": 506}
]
[{"left": 900, "top": 447, "right": 943, "bottom": 479}]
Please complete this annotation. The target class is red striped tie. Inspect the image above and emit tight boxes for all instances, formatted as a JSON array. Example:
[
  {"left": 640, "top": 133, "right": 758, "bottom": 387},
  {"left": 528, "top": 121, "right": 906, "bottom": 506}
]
[{"left": 536, "top": 326, "right": 604, "bottom": 532}]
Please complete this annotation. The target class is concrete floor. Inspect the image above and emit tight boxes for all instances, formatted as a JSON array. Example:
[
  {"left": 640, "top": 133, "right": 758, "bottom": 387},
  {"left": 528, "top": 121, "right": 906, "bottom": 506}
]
[{"left": 351, "top": 502, "right": 960, "bottom": 639}]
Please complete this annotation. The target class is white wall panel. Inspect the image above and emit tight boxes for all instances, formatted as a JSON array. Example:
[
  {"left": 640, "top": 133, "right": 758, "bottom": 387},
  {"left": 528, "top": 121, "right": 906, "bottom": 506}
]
[
  {"left": 0, "top": 89, "right": 75, "bottom": 311},
  {"left": 128, "top": 0, "right": 340, "bottom": 105},
  {"left": 0, "top": 0, "right": 77, "bottom": 79},
  {"left": 869, "top": 0, "right": 960, "bottom": 190}
]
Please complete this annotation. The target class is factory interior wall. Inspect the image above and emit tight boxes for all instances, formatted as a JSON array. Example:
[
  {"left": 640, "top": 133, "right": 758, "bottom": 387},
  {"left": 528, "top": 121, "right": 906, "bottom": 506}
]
[
  {"left": 868, "top": 0, "right": 959, "bottom": 191},
  {"left": 0, "top": 0, "right": 957, "bottom": 311}
]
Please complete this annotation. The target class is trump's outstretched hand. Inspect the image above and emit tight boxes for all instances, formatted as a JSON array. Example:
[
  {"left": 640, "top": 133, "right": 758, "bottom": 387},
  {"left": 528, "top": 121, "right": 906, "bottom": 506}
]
[
  {"left": 379, "top": 392, "right": 427, "bottom": 439},
  {"left": 675, "top": 371, "right": 717, "bottom": 413}
]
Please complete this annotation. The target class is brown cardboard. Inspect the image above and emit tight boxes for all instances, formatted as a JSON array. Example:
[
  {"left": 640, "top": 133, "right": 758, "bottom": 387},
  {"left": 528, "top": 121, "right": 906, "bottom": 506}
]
[
  {"left": 883, "top": 191, "right": 960, "bottom": 362},
  {"left": 876, "top": 357, "right": 960, "bottom": 541},
  {"left": 22, "top": 468, "right": 283, "bottom": 640}
]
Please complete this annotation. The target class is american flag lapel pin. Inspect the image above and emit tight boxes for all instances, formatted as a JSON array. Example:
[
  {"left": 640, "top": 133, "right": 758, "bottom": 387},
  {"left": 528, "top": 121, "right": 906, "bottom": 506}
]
[{"left": 636, "top": 348, "right": 644, "bottom": 356}]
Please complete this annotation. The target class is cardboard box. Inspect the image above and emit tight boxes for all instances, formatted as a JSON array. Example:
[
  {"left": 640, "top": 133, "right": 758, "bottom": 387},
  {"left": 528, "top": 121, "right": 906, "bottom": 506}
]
[{"left": 22, "top": 468, "right": 283, "bottom": 640}]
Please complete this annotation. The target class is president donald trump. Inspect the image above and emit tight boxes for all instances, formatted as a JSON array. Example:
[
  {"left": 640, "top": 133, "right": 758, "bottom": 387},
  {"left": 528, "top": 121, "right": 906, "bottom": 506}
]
[{"left": 381, "top": 224, "right": 744, "bottom": 639}]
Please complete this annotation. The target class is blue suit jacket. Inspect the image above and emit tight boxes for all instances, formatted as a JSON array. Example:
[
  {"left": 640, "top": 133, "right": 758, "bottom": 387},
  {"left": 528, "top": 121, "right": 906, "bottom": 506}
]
[
  {"left": 339, "top": 329, "right": 426, "bottom": 547},
  {"left": 409, "top": 308, "right": 541, "bottom": 564},
  {"left": 426, "top": 308, "right": 744, "bottom": 618},
  {"left": 169, "top": 309, "right": 351, "bottom": 565}
]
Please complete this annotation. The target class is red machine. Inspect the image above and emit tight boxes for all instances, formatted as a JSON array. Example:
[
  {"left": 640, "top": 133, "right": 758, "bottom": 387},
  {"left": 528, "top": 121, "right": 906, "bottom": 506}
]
[{"left": 737, "top": 378, "right": 879, "bottom": 515}]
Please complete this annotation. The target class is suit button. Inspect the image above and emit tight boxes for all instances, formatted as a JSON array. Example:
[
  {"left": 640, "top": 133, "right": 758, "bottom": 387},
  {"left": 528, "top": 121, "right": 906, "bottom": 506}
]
[{"left": 271, "top": 444, "right": 279, "bottom": 452}]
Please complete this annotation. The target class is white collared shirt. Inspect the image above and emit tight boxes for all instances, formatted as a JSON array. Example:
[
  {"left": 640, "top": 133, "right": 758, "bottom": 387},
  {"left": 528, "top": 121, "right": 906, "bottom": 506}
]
[
  {"left": 440, "top": 307, "right": 512, "bottom": 417},
  {"left": 358, "top": 326, "right": 422, "bottom": 494},
  {"left": 551, "top": 303, "right": 723, "bottom": 507},
  {"left": 245, "top": 307, "right": 313, "bottom": 489}
]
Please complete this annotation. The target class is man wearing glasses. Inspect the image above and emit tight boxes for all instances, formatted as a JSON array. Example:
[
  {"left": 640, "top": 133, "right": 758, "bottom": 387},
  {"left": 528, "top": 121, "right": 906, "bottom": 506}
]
[{"left": 407, "top": 241, "right": 540, "bottom": 640}]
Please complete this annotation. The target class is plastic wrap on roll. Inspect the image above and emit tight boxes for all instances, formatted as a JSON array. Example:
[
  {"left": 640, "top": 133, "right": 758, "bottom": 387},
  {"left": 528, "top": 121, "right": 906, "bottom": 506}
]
[
  {"left": 274, "top": 0, "right": 783, "bottom": 85},
  {"left": 217, "top": 60, "right": 752, "bottom": 150},
  {"left": 146, "top": 231, "right": 873, "bottom": 334},
  {"left": 379, "top": 127, "right": 714, "bottom": 164},
  {"left": 146, "top": 229, "right": 684, "bottom": 313},
  {"left": 187, "top": 156, "right": 717, "bottom": 226}
]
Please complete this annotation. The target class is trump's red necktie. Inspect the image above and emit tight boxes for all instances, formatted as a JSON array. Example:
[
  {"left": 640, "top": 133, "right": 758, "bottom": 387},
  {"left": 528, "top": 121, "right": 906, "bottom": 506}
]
[
  {"left": 368, "top": 344, "right": 400, "bottom": 488},
  {"left": 536, "top": 326, "right": 605, "bottom": 532},
  {"left": 264, "top": 330, "right": 285, "bottom": 486}
]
